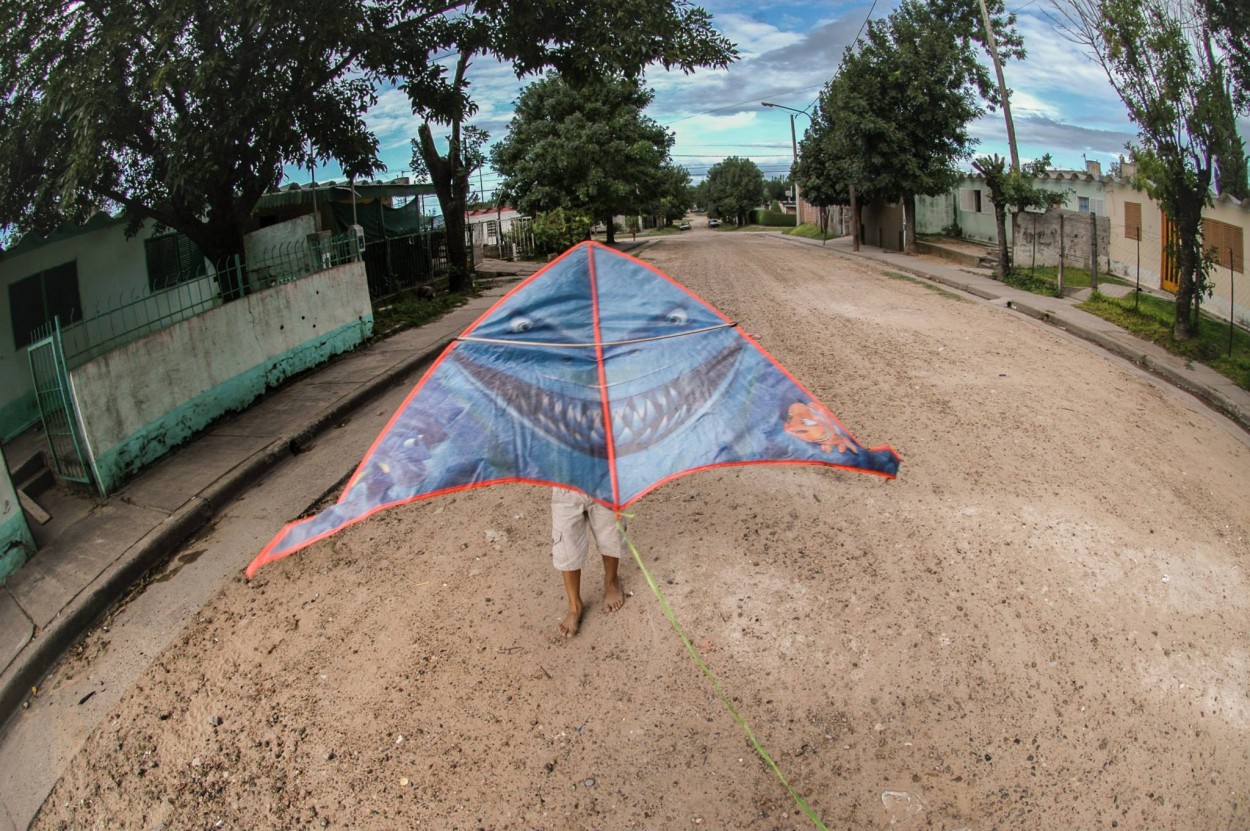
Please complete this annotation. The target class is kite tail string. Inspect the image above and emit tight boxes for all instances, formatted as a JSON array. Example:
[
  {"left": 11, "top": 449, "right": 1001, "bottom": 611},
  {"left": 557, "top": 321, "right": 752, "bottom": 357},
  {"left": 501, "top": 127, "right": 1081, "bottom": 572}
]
[{"left": 617, "top": 519, "right": 830, "bottom": 831}]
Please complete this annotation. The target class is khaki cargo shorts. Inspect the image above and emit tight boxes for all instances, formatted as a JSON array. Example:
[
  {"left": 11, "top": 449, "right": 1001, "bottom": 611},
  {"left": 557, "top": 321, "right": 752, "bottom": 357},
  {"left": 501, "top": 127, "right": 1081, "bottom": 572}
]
[{"left": 551, "top": 488, "right": 627, "bottom": 571}]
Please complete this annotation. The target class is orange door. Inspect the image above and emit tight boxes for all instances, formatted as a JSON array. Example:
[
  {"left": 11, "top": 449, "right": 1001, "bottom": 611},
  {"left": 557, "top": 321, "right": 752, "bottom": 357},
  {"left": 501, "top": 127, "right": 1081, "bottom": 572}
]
[{"left": 1160, "top": 214, "right": 1180, "bottom": 293}]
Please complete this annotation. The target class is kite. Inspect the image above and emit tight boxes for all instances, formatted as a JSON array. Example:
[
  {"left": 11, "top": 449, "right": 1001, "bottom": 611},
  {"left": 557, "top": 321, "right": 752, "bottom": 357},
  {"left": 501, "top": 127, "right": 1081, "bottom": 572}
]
[{"left": 247, "top": 240, "right": 899, "bottom": 577}]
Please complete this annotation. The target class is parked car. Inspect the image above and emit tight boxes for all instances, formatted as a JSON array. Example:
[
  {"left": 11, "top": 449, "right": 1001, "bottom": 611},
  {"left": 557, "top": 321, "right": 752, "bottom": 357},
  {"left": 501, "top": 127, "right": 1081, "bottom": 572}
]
[
  {"left": 679, "top": 221, "right": 691, "bottom": 230},
  {"left": 707, "top": 218, "right": 720, "bottom": 228}
]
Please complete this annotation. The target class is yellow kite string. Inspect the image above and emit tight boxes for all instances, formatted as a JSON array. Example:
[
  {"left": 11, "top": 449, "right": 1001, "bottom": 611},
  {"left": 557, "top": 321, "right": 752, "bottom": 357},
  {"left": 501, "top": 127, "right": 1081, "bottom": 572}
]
[{"left": 617, "top": 518, "right": 829, "bottom": 831}]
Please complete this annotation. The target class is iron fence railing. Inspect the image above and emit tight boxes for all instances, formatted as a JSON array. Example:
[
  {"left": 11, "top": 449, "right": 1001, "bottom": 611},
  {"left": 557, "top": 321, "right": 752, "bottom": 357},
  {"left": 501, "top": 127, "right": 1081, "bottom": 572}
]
[
  {"left": 361, "top": 225, "right": 475, "bottom": 302},
  {"left": 28, "top": 230, "right": 362, "bottom": 369}
]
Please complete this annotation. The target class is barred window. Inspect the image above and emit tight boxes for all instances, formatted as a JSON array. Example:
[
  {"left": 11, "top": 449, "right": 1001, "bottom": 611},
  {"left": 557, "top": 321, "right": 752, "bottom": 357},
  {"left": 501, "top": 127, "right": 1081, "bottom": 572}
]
[{"left": 145, "top": 233, "right": 207, "bottom": 291}]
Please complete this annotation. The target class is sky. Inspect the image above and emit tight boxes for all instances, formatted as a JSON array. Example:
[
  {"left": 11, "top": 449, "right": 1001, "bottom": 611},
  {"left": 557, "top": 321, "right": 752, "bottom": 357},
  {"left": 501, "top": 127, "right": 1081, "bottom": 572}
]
[{"left": 304, "top": 0, "right": 1247, "bottom": 202}]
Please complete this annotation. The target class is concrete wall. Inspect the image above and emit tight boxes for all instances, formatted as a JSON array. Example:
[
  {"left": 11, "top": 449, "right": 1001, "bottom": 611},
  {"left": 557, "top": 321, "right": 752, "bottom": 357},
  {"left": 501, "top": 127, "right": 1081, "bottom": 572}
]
[
  {"left": 859, "top": 201, "right": 905, "bottom": 251},
  {"left": 0, "top": 444, "right": 35, "bottom": 581},
  {"left": 0, "top": 217, "right": 195, "bottom": 441},
  {"left": 245, "top": 214, "right": 318, "bottom": 289},
  {"left": 1012, "top": 208, "right": 1111, "bottom": 273},
  {"left": 68, "top": 260, "right": 373, "bottom": 494}
]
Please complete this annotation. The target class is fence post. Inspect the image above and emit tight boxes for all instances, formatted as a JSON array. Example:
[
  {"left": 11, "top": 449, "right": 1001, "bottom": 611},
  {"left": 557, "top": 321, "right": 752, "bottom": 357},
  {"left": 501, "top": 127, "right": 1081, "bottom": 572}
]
[
  {"left": 1135, "top": 227, "right": 1141, "bottom": 312},
  {"left": 1089, "top": 212, "right": 1099, "bottom": 292},
  {"left": 1058, "top": 213, "right": 1065, "bottom": 296}
]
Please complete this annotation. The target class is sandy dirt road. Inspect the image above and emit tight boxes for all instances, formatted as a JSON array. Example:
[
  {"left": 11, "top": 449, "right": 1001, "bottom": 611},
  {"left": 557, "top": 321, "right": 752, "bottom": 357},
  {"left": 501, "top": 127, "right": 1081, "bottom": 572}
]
[{"left": 30, "top": 230, "right": 1250, "bottom": 830}]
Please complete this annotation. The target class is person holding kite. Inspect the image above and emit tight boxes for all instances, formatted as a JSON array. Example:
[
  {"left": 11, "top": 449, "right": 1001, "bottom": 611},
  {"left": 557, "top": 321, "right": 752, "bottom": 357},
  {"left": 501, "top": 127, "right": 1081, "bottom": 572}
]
[{"left": 551, "top": 488, "right": 628, "bottom": 638}]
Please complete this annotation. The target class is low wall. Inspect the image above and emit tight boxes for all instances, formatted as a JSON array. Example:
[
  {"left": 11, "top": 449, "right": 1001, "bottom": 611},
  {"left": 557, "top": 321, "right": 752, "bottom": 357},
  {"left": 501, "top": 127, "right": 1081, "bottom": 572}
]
[
  {"left": 0, "top": 444, "right": 35, "bottom": 581},
  {"left": 69, "top": 261, "right": 373, "bottom": 494},
  {"left": 1013, "top": 209, "right": 1110, "bottom": 272}
]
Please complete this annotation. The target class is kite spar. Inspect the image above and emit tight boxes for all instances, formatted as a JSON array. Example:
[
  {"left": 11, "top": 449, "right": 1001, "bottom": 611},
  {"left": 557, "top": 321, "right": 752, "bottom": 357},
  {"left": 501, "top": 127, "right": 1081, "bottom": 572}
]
[{"left": 247, "top": 240, "right": 899, "bottom": 578}]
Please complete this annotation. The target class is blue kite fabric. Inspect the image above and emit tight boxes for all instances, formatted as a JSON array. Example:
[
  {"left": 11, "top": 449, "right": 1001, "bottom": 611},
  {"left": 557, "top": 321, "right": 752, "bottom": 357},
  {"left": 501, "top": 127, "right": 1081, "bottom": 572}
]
[{"left": 247, "top": 241, "right": 900, "bottom": 577}]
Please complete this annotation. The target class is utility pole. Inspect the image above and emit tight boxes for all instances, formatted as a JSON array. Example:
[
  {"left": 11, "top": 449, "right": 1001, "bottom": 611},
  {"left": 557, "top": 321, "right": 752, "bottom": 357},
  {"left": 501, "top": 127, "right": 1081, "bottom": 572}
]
[
  {"left": 763, "top": 102, "right": 811, "bottom": 228},
  {"left": 977, "top": 0, "right": 1020, "bottom": 172}
]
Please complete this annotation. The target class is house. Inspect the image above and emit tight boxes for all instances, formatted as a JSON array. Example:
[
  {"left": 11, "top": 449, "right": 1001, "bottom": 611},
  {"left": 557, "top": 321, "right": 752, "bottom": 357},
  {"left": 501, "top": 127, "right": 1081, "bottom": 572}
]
[
  {"left": 915, "top": 161, "right": 1248, "bottom": 327},
  {"left": 1, "top": 209, "right": 373, "bottom": 581},
  {"left": 465, "top": 206, "right": 526, "bottom": 259}
]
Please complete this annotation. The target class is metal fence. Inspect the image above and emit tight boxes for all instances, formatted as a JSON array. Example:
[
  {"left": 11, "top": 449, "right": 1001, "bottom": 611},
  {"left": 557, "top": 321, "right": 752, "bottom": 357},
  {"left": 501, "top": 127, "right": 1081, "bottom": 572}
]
[
  {"left": 30, "top": 230, "right": 362, "bottom": 370},
  {"left": 361, "top": 225, "right": 476, "bottom": 302}
]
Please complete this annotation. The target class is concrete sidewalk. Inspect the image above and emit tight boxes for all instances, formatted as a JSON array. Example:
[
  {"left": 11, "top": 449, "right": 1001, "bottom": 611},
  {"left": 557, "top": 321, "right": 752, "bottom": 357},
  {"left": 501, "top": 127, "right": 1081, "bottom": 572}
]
[
  {"left": 0, "top": 234, "right": 1247, "bottom": 828},
  {"left": 776, "top": 233, "right": 1250, "bottom": 434}
]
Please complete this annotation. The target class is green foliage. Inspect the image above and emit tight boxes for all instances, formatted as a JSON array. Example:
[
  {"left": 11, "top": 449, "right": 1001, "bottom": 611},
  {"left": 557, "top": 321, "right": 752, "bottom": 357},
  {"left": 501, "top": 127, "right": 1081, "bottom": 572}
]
[
  {"left": 703, "top": 157, "right": 765, "bottom": 226},
  {"left": 795, "top": 0, "right": 994, "bottom": 211},
  {"left": 972, "top": 153, "right": 1066, "bottom": 274},
  {"left": 754, "top": 209, "right": 795, "bottom": 227},
  {"left": 0, "top": 0, "right": 734, "bottom": 266},
  {"left": 1080, "top": 291, "right": 1250, "bottom": 390},
  {"left": 531, "top": 208, "right": 594, "bottom": 255},
  {"left": 1053, "top": 0, "right": 1232, "bottom": 339},
  {"left": 784, "top": 223, "right": 834, "bottom": 240},
  {"left": 372, "top": 290, "right": 471, "bottom": 339},
  {"left": 490, "top": 74, "right": 676, "bottom": 244},
  {"left": 764, "top": 177, "right": 791, "bottom": 203}
]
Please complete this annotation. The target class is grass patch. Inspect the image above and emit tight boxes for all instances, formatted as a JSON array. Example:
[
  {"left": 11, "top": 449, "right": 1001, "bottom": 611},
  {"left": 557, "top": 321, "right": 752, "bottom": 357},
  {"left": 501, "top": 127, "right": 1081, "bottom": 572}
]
[
  {"left": 883, "top": 271, "right": 968, "bottom": 302},
  {"left": 999, "top": 264, "right": 1133, "bottom": 297},
  {"left": 783, "top": 223, "right": 838, "bottom": 241},
  {"left": 1080, "top": 291, "right": 1250, "bottom": 390},
  {"left": 372, "top": 288, "right": 472, "bottom": 338}
]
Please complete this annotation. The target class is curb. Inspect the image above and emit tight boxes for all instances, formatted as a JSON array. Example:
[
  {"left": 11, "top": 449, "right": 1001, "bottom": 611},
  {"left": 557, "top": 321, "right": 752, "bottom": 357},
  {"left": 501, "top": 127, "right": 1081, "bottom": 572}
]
[
  {"left": 770, "top": 233, "right": 1250, "bottom": 437},
  {"left": 0, "top": 336, "right": 456, "bottom": 731}
]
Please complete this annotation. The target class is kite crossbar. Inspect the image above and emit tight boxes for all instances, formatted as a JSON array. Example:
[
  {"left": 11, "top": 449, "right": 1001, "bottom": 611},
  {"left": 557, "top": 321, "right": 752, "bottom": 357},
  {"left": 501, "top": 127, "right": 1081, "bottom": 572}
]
[{"left": 456, "top": 322, "right": 737, "bottom": 349}]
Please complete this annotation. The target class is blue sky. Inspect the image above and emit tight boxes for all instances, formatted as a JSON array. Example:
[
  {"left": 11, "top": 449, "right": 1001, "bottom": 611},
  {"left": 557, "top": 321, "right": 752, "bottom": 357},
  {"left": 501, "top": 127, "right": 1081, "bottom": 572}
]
[{"left": 308, "top": 1, "right": 1246, "bottom": 200}]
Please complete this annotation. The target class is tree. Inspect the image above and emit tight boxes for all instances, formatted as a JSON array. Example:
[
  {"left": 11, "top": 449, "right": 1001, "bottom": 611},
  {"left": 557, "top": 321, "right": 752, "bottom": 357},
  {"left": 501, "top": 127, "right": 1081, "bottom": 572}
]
[
  {"left": 972, "top": 154, "right": 1066, "bottom": 275},
  {"left": 490, "top": 75, "right": 676, "bottom": 246},
  {"left": 795, "top": 0, "right": 994, "bottom": 252},
  {"left": 410, "top": 53, "right": 488, "bottom": 291},
  {"left": 702, "top": 157, "right": 765, "bottom": 226},
  {"left": 648, "top": 163, "right": 696, "bottom": 226},
  {"left": 1202, "top": 0, "right": 1250, "bottom": 110},
  {"left": 1052, "top": 0, "right": 1237, "bottom": 339},
  {"left": 764, "top": 177, "right": 791, "bottom": 205},
  {"left": 406, "top": 4, "right": 733, "bottom": 290},
  {"left": 0, "top": 0, "right": 734, "bottom": 294}
]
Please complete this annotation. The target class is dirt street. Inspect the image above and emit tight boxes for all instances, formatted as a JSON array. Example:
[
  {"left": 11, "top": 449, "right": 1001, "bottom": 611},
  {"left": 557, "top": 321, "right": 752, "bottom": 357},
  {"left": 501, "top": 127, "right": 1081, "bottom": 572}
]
[{"left": 30, "top": 231, "right": 1250, "bottom": 830}]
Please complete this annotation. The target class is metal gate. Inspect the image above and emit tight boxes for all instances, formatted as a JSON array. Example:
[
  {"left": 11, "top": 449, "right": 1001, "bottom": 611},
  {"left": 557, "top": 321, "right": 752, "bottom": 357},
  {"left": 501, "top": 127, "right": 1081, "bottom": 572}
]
[{"left": 27, "top": 319, "right": 93, "bottom": 486}]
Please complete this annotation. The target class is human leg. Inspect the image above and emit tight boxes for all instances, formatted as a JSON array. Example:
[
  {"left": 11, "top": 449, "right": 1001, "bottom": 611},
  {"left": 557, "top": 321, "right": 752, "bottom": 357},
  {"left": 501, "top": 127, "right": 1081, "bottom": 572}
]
[
  {"left": 552, "top": 489, "right": 592, "bottom": 637},
  {"left": 588, "top": 503, "right": 627, "bottom": 613}
]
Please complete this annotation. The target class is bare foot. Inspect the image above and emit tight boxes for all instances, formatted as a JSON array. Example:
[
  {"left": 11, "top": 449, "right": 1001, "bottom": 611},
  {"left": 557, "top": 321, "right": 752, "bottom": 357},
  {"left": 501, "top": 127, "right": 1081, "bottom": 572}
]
[
  {"left": 603, "top": 576, "right": 625, "bottom": 614},
  {"left": 559, "top": 602, "right": 583, "bottom": 638}
]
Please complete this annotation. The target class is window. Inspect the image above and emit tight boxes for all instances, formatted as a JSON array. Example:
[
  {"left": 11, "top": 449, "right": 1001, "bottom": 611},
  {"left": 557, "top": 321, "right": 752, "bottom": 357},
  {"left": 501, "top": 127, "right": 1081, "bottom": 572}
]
[
  {"left": 960, "top": 188, "right": 990, "bottom": 214},
  {"left": 485, "top": 220, "right": 499, "bottom": 242},
  {"left": 1205, "top": 218, "right": 1244, "bottom": 273},
  {"left": 1124, "top": 201, "right": 1142, "bottom": 240},
  {"left": 145, "top": 233, "right": 207, "bottom": 291},
  {"left": 9, "top": 261, "right": 82, "bottom": 349},
  {"left": 1078, "top": 196, "right": 1105, "bottom": 215}
]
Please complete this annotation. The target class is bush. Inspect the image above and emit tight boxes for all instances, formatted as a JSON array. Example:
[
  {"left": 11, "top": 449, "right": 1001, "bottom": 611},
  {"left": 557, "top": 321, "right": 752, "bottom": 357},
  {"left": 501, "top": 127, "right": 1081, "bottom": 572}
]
[
  {"left": 753, "top": 209, "right": 795, "bottom": 227},
  {"left": 532, "top": 208, "right": 594, "bottom": 255}
]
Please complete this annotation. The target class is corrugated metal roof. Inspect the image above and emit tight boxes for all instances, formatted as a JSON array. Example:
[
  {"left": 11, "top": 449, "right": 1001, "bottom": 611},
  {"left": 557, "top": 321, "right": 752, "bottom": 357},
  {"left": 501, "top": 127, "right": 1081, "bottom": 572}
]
[{"left": 255, "top": 178, "right": 438, "bottom": 211}]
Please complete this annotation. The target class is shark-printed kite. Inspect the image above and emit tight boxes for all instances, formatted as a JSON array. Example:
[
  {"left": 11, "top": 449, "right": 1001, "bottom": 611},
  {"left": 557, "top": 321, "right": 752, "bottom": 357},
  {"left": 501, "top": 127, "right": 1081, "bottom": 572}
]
[{"left": 247, "top": 241, "right": 899, "bottom": 577}]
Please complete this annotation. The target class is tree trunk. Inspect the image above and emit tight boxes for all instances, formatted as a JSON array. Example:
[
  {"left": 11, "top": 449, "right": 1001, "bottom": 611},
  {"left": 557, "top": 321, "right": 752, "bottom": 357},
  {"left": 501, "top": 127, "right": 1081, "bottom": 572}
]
[
  {"left": 604, "top": 214, "right": 616, "bottom": 245},
  {"left": 417, "top": 123, "right": 472, "bottom": 294},
  {"left": 1171, "top": 194, "right": 1206, "bottom": 341},
  {"left": 993, "top": 204, "right": 1010, "bottom": 277},
  {"left": 188, "top": 219, "right": 249, "bottom": 301}
]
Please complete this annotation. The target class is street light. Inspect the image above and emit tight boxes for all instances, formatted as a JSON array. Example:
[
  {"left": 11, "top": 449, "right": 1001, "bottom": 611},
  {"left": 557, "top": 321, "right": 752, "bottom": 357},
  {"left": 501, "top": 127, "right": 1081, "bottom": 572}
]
[{"left": 762, "top": 102, "right": 811, "bottom": 228}]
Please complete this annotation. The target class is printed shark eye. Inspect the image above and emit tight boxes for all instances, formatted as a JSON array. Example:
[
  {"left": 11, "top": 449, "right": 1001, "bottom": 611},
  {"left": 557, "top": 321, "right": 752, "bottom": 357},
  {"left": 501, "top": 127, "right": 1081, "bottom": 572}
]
[
  {"left": 508, "top": 315, "right": 535, "bottom": 333},
  {"left": 665, "top": 307, "right": 689, "bottom": 325}
]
